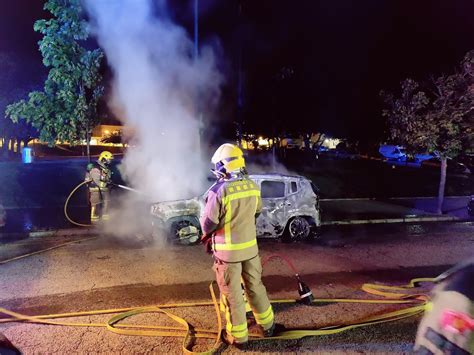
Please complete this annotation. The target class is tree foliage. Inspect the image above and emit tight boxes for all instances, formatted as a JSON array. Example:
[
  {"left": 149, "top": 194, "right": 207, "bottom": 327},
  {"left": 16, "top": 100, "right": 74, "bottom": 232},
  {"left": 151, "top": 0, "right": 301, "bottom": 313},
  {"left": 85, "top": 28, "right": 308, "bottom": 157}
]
[
  {"left": 381, "top": 50, "right": 473, "bottom": 213},
  {"left": 382, "top": 50, "right": 473, "bottom": 159},
  {"left": 5, "top": 0, "right": 104, "bottom": 146},
  {"left": 101, "top": 130, "right": 126, "bottom": 145}
]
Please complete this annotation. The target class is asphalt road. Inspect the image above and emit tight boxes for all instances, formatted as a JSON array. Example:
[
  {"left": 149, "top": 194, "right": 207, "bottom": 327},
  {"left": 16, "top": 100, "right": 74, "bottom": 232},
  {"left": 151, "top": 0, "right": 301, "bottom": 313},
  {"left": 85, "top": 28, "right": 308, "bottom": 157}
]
[{"left": 0, "top": 222, "right": 473, "bottom": 353}]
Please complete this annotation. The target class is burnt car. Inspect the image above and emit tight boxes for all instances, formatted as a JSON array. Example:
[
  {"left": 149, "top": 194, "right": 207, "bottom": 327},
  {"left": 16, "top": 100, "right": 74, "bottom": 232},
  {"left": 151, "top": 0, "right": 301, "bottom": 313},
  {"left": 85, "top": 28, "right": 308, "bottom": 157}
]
[{"left": 150, "top": 174, "right": 321, "bottom": 245}]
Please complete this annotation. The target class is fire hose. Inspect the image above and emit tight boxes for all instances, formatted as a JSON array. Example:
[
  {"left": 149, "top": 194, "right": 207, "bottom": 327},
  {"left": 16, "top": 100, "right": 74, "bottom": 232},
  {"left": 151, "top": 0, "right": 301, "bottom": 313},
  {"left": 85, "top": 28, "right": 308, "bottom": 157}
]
[
  {"left": 64, "top": 180, "right": 93, "bottom": 227},
  {"left": 63, "top": 181, "right": 143, "bottom": 227},
  {"left": 0, "top": 247, "right": 435, "bottom": 355}
]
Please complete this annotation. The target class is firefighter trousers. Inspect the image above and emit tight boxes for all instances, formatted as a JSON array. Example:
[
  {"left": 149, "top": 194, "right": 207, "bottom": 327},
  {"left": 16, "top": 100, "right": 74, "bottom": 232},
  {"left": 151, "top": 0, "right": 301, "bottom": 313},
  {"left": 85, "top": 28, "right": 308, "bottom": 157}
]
[
  {"left": 213, "top": 254, "right": 274, "bottom": 343},
  {"left": 88, "top": 188, "right": 110, "bottom": 221}
]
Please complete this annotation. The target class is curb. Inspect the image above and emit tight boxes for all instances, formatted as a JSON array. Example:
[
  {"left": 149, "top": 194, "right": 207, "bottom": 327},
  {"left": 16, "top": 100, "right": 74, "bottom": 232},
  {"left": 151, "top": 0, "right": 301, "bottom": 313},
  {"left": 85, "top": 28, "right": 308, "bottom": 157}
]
[
  {"left": 320, "top": 196, "right": 471, "bottom": 202},
  {"left": 1, "top": 216, "right": 468, "bottom": 239},
  {"left": 29, "top": 228, "right": 98, "bottom": 238},
  {"left": 0, "top": 228, "right": 99, "bottom": 240},
  {"left": 321, "top": 215, "right": 460, "bottom": 226}
]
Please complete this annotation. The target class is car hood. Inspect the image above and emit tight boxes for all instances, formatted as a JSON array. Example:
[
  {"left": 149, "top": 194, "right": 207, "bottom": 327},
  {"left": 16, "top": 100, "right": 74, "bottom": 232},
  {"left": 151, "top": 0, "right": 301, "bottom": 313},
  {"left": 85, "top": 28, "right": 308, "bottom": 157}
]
[{"left": 151, "top": 197, "right": 203, "bottom": 220}]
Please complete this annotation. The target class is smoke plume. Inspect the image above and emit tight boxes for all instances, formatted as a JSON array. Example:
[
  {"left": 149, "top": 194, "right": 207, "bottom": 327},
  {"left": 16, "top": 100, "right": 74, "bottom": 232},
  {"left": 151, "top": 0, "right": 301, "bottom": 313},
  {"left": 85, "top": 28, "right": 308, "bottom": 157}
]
[
  {"left": 85, "top": 0, "right": 221, "bottom": 236},
  {"left": 84, "top": 0, "right": 222, "bottom": 239},
  {"left": 85, "top": 0, "right": 221, "bottom": 200}
]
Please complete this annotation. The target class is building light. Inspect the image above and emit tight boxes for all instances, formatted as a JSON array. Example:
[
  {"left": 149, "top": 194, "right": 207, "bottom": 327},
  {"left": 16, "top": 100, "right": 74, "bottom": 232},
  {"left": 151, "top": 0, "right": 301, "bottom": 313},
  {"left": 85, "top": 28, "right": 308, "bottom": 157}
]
[
  {"left": 22, "top": 147, "right": 33, "bottom": 164},
  {"left": 257, "top": 137, "right": 269, "bottom": 147}
]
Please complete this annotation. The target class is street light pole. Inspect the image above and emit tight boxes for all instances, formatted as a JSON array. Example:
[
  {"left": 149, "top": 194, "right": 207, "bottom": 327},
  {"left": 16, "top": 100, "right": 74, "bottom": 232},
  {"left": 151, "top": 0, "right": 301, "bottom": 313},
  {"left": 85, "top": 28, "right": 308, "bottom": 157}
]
[
  {"left": 194, "top": 0, "right": 204, "bottom": 157},
  {"left": 237, "top": 1, "right": 243, "bottom": 147},
  {"left": 194, "top": 0, "right": 199, "bottom": 59}
]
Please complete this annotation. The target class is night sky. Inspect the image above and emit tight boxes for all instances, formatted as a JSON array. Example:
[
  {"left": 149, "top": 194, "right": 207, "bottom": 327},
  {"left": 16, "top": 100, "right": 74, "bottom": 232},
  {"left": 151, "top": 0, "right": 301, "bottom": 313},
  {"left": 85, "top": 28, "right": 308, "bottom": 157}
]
[{"left": 1, "top": 0, "right": 474, "bottom": 142}]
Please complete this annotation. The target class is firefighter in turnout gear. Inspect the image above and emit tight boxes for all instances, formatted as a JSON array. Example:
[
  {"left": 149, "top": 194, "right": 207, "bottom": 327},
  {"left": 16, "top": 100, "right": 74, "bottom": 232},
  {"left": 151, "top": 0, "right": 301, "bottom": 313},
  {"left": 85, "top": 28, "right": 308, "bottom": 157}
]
[
  {"left": 414, "top": 258, "right": 474, "bottom": 354},
  {"left": 85, "top": 151, "right": 113, "bottom": 223},
  {"left": 200, "top": 143, "right": 276, "bottom": 347}
]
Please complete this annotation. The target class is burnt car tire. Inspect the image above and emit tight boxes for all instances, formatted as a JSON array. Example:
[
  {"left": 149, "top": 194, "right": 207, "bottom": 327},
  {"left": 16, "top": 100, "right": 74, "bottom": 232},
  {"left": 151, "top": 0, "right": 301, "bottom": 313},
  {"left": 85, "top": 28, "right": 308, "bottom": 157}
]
[
  {"left": 283, "top": 216, "right": 311, "bottom": 242},
  {"left": 169, "top": 216, "right": 201, "bottom": 246}
]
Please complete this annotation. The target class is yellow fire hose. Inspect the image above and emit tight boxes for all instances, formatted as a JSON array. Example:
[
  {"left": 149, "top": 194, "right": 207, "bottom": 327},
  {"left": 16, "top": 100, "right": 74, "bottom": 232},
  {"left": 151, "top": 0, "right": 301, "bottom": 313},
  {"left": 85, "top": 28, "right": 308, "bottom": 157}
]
[
  {"left": 0, "top": 237, "right": 96, "bottom": 265},
  {"left": 6, "top": 185, "right": 436, "bottom": 353},
  {"left": 64, "top": 180, "right": 93, "bottom": 227},
  {"left": 0, "top": 277, "right": 434, "bottom": 354}
]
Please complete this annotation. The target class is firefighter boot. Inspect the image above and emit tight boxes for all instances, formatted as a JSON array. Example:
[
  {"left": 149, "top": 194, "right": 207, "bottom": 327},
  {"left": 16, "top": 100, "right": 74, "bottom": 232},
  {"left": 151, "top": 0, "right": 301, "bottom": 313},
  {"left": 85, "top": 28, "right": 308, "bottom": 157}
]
[
  {"left": 90, "top": 206, "right": 100, "bottom": 223},
  {"left": 221, "top": 331, "right": 248, "bottom": 350},
  {"left": 263, "top": 323, "right": 286, "bottom": 337},
  {"left": 101, "top": 200, "right": 110, "bottom": 221}
]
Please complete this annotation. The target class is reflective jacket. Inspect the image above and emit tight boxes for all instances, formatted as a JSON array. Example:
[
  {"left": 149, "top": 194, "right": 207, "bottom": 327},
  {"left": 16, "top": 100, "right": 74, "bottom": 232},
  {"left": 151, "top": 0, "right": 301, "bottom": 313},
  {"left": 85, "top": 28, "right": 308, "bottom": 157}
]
[
  {"left": 85, "top": 163, "right": 112, "bottom": 190},
  {"left": 201, "top": 176, "right": 262, "bottom": 263}
]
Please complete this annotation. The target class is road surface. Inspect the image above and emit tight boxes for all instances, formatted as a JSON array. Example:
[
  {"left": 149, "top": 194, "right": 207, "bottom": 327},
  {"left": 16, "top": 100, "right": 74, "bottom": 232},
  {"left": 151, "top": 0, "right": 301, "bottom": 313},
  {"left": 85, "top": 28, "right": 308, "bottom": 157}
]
[{"left": 1, "top": 222, "right": 473, "bottom": 353}]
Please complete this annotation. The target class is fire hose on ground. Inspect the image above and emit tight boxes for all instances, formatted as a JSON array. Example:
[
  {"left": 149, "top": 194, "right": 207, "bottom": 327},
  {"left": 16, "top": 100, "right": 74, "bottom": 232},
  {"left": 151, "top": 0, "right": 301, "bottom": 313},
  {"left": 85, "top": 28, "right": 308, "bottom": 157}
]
[{"left": 0, "top": 246, "right": 436, "bottom": 355}]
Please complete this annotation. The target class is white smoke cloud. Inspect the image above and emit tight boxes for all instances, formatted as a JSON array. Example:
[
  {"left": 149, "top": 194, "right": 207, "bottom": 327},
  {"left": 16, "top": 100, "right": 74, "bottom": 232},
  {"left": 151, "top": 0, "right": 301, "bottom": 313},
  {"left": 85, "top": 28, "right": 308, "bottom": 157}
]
[
  {"left": 82, "top": 0, "right": 222, "bottom": 241},
  {"left": 85, "top": 0, "right": 222, "bottom": 203}
]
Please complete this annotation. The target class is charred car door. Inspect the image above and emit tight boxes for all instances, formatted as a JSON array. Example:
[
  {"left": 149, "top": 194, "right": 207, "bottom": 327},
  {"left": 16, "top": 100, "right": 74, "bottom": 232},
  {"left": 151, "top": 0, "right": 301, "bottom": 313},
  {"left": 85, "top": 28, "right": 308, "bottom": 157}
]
[{"left": 255, "top": 179, "right": 289, "bottom": 238}]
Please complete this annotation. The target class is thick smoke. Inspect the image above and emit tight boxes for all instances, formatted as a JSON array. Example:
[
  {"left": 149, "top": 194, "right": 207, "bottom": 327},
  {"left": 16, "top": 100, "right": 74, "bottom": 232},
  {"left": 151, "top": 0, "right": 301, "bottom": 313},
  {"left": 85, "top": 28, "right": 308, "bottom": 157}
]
[
  {"left": 86, "top": 0, "right": 221, "bottom": 201},
  {"left": 84, "top": 0, "right": 222, "bottom": 239}
]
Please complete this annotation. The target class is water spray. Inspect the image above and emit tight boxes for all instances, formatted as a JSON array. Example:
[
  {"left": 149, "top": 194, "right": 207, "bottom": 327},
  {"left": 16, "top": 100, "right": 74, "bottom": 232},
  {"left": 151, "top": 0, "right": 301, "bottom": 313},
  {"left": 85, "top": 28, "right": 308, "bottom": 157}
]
[
  {"left": 110, "top": 182, "right": 145, "bottom": 195},
  {"left": 64, "top": 180, "right": 149, "bottom": 228}
]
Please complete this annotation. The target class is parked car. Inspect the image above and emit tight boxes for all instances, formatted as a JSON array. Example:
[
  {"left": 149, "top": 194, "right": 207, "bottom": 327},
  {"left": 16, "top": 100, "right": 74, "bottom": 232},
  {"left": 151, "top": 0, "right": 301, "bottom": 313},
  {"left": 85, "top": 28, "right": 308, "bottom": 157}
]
[
  {"left": 318, "top": 148, "right": 358, "bottom": 160},
  {"left": 379, "top": 145, "right": 407, "bottom": 161},
  {"left": 421, "top": 158, "right": 472, "bottom": 175},
  {"left": 150, "top": 174, "right": 321, "bottom": 245},
  {"left": 457, "top": 154, "right": 474, "bottom": 172},
  {"left": 282, "top": 137, "right": 304, "bottom": 150},
  {"left": 379, "top": 145, "right": 440, "bottom": 163}
]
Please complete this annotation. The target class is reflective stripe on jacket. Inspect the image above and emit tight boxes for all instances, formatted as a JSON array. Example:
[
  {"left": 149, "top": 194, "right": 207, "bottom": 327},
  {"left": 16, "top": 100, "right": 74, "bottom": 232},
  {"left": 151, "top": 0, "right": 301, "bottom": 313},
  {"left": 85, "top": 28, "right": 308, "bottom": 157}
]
[{"left": 202, "top": 176, "right": 262, "bottom": 262}]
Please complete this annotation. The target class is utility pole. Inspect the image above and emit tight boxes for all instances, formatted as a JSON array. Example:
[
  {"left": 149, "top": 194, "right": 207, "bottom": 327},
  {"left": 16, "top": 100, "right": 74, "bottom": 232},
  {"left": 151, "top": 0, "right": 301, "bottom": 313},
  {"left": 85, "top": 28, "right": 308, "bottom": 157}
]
[
  {"left": 194, "top": 0, "right": 204, "bottom": 157},
  {"left": 236, "top": 1, "right": 244, "bottom": 147},
  {"left": 194, "top": 0, "right": 199, "bottom": 59}
]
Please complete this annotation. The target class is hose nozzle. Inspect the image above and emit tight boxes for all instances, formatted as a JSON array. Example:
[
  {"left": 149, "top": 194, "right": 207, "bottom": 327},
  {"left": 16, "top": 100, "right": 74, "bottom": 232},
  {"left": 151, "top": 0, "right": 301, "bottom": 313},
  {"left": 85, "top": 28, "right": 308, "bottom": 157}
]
[{"left": 295, "top": 274, "right": 314, "bottom": 305}]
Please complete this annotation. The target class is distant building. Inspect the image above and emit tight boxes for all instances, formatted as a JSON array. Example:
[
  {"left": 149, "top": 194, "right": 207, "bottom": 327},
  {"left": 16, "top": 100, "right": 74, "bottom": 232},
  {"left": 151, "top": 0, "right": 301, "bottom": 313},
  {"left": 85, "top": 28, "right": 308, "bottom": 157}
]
[{"left": 91, "top": 124, "right": 124, "bottom": 145}]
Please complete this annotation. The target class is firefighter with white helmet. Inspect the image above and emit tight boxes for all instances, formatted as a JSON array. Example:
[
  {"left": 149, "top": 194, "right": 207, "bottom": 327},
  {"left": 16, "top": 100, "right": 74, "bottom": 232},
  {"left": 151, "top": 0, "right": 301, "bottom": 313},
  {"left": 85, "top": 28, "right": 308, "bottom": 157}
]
[
  {"left": 85, "top": 151, "right": 114, "bottom": 223},
  {"left": 201, "top": 143, "right": 278, "bottom": 347},
  {"left": 414, "top": 258, "right": 474, "bottom": 354}
]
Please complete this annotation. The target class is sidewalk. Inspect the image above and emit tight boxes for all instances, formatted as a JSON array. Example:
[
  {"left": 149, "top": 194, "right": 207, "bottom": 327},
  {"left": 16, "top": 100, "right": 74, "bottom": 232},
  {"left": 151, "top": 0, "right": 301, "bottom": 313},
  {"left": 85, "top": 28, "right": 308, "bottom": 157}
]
[
  {"left": 320, "top": 196, "right": 472, "bottom": 225},
  {"left": 0, "top": 206, "right": 89, "bottom": 241}
]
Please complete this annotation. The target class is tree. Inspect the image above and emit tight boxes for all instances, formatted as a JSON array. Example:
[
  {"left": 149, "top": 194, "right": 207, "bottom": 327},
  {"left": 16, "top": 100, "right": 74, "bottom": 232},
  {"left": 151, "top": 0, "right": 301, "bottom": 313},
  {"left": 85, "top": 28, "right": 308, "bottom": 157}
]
[
  {"left": 382, "top": 50, "right": 474, "bottom": 214},
  {"left": 5, "top": 0, "right": 104, "bottom": 160},
  {"left": 0, "top": 52, "right": 39, "bottom": 158},
  {"left": 101, "top": 130, "right": 127, "bottom": 145}
]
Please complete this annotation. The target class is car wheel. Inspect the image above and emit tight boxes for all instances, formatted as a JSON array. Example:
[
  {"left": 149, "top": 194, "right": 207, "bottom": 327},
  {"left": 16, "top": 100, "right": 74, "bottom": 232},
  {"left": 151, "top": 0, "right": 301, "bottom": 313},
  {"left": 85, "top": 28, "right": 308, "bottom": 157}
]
[
  {"left": 283, "top": 216, "right": 310, "bottom": 242},
  {"left": 169, "top": 217, "right": 201, "bottom": 245}
]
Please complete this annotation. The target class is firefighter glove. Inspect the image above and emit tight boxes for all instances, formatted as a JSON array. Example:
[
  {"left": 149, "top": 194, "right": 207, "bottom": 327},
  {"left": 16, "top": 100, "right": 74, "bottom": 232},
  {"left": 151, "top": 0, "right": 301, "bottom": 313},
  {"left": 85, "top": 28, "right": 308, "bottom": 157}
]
[{"left": 201, "top": 234, "right": 213, "bottom": 254}]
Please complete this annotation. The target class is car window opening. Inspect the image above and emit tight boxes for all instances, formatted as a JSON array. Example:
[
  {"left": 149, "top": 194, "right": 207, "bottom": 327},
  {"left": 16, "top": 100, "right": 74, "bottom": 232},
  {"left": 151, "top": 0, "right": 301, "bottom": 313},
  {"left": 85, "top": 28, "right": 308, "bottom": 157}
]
[
  {"left": 261, "top": 181, "right": 285, "bottom": 198},
  {"left": 291, "top": 181, "right": 298, "bottom": 193}
]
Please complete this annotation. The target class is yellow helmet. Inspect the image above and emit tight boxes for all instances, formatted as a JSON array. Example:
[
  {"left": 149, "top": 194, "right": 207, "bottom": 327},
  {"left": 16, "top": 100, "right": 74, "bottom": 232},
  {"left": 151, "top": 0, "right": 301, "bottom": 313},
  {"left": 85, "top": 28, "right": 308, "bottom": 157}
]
[
  {"left": 211, "top": 143, "right": 245, "bottom": 176},
  {"left": 98, "top": 151, "right": 114, "bottom": 165}
]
